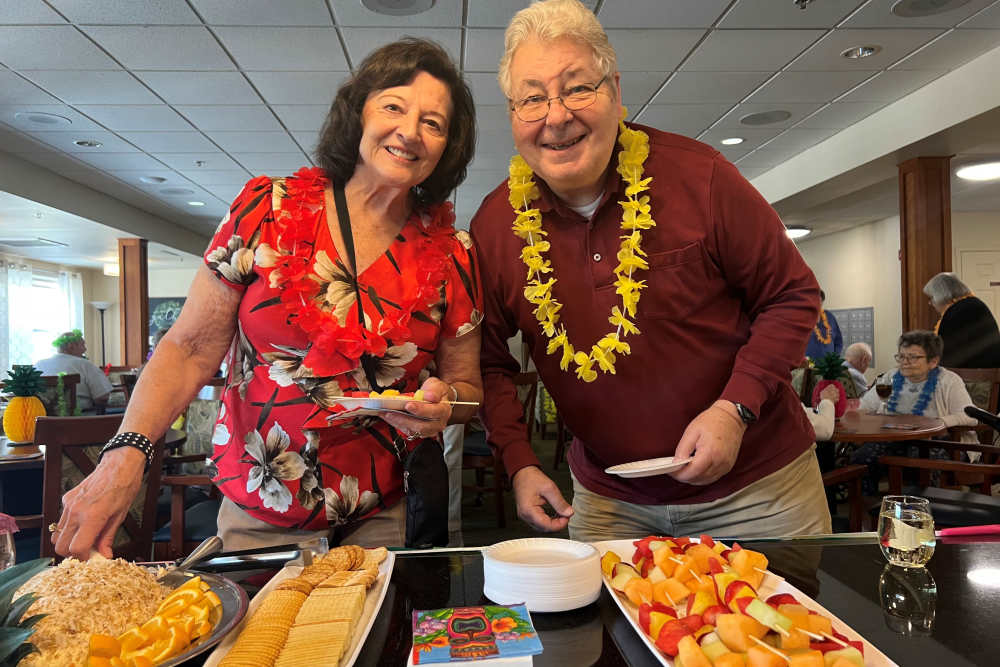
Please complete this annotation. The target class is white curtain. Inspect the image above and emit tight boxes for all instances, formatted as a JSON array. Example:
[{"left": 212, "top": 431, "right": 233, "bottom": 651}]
[
  {"left": 7, "top": 262, "right": 34, "bottom": 365},
  {"left": 0, "top": 260, "right": 8, "bottom": 373},
  {"left": 59, "top": 270, "right": 85, "bottom": 331}
]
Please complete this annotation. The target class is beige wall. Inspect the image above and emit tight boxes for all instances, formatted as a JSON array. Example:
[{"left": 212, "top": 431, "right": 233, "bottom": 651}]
[
  {"left": 149, "top": 266, "right": 198, "bottom": 298},
  {"left": 796, "top": 215, "right": 902, "bottom": 377},
  {"left": 80, "top": 268, "right": 121, "bottom": 367}
]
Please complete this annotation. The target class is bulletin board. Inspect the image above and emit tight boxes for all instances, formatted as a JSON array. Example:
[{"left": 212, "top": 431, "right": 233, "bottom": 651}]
[{"left": 828, "top": 307, "right": 875, "bottom": 361}]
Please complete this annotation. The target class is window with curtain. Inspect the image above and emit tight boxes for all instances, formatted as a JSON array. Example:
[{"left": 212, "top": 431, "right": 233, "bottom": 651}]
[{"left": 1, "top": 258, "right": 85, "bottom": 369}]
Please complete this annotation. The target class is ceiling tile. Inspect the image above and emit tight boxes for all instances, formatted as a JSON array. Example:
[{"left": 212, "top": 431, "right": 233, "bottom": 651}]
[
  {"left": 14, "top": 149, "right": 92, "bottom": 172},
  {"left": 787, "top": 28, "right": 943, "bottom": 70},
  {"left": 203, "top": 183, "right": 244, "bottom": 202},
  {"left": 75, "top": 105, "right": 194, "bottom": 131},
  {"left": 741, "top": 127, "right": 841, "bottom": 165},
  {"left": 331, "top": 0, "right": 462, "bottom": 27},
  {"left": 796, "top": 100, "right": 887, "bottom": 128},
  {"left": 607, "top": 29, "right": 706, "bottom": 71},
  {"left": 48, "top": 0, "right": 201, "bottom": 24},
  {"left": 463, "top": 29, "right": 505, "bottom": 72},
  {"left": 738, "top": 166, "right": 771, "bottom": 180},
  {"left": 634, "top": 103, "right": 733, "bottom": 136},
  {"left": 748, "top": 70, "right": 876, "bottom": 103},
  {"left": 107, "top": 169, "right": 194, "bottom": 189},
  {"left": 341, "top": 28, "right": 461, "bottom": 66},
  {"left": 80, "top": 26, "right": 234, "bottom": 70},
  {"left": 651, "top": 71, "right": 772, "bottom": 104},
  {"left": 230, "top": 153, "right": 311, "bottom": 174},
  {"left": 717, "top": 143, "right": 755, "bottom": 162},
  {"left": 598, "top": 0, "right": 730, "bottom": 28},
  {"left": 466, "top": 72, "right": 505, "bottom": 106},
  {"left": 698, "top": 126, "right": 784, "bottom": 153},
  {"left": 891, "top": 28, "right": 1000, "bottom": 70},
  {"left": 960, "top": 2, "right": 1000, "bottom": 27},
  {"left": 175, "top": 105, "right": 283, "bottom": 132},
  {"left": 720, "top": 0, "right": 864, "bottom": 28},
  {"left": 206, "top": 130, "right": 300, "bottom": 153},
  {"left": 466, "top": 0, "right": 597, "bottom": 27},
  {"left": 191, "top": 0, "right": 332, "bottom": 26},
  {"left": 117, "top": 131, "right": 218, "bottom": 153},
  {"left": 0, "top": 26, "right": 118, "bottom": 69},
  {"left": 245, "top": 71, "right": 349, "bottom": 105},
  {"left": 0, "top": 71, "right": 60, "bottom": 104},
  {"left": 291, "top": 131, "right": 318, "bottom": 156},
  {"left": 136, "top": 71, "right": 262, "bottom": 105},
  {"left": 25, "top": 130, "right": 140, "bottom": 153},
  {"left": 0, "top": 127, "right": 62, "bottom": 153},
  {"left": 0, "top": 104, "right": 104, "bottom": 131},
  {"left": 152, "top": 152, "right": 242, "bottom": 171},
  {"left": 0, "top": 0, "right": 67, "bottom": 23},
  {"left": 837, "top": 68, "right": 946, "bottom": 101},
  {"left": 714, "top": 101, "right": 825, "bottom": 129},
  {"left": 619, "top": 72, "right": 669, "bottom": 106},
  {"left": 71, "top": 151, "right": 167, "bottom": 171},
  {"left": 269, "top": 105, "right": 329, "bottom": 132},
  {"left": 681, "top": 29, "right": 824, "bottom": 71},
  {"left": 19, "top": 70, "right": 159, "bottom": 104},
  {"left": 841, "top": 0, "right": 995, "bottom": 28},
  {"left": 172, "top": 168, "right": 250, "bottom": 185},
  {"left": 215, "top": 27, "right": 348, "bottom": 71}
]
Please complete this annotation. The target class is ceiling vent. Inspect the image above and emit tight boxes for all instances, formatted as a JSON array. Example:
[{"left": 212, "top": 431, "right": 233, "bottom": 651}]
[
  {"left": 361, "top": 0, "right": 434, "bottom": 16},
  {"left": 890, "top": 0, "right": 972, "bottom": 17}
]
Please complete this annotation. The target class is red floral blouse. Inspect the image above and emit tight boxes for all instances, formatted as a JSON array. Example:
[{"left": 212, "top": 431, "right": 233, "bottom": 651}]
[{"left": 203, "top": 168, "right": 482, "bottom": 531}]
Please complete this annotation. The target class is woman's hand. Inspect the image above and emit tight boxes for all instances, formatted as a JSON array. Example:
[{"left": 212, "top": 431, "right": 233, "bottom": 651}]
[
  {"left": 381, "top": 377, "right": 454, "bottom": 440},
  {"left": 51, "top": 447, "right": 146, "bottom": 559}
]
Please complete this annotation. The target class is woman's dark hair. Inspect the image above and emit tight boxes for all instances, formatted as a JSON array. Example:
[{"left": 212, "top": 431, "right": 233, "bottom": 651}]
[
  {"left": 898, "top": 330, "right": 944, "bottom": 360},
  {"left": 315, "top": 38, "right": 476, "bottom": 207}
]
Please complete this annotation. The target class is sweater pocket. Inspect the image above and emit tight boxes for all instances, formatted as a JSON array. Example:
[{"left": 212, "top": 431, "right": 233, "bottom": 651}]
[{"left": 641, "top": 241, "right": 709, "bottom": 321}]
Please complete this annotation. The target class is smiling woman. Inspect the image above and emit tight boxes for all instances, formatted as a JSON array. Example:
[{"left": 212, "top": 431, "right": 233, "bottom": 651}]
[{"left": 49, "top": 38, "right": 485, "bottom": 560}]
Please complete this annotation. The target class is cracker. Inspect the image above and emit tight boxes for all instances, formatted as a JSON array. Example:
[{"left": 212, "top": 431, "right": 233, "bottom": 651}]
[
  {"left": 295, "top": 586, "right": 365, "bottom": 625},
  {"left": 275, "top": 577, "right": 314, "bottom": 596},
  {"left": 361, "top": 546, "right": 388, "bottom": 569},
  {"left": 316, "top": 569, "right": 376, "bottom": 589},
  {"left": 345, "top": 544, "right": 365, "bottom": 569},
  {"left": 219, "top": 590, "right": 306, "bottom": 667},
  {"left": 275, "top": 621, "right": 350, "bottom": 667}
]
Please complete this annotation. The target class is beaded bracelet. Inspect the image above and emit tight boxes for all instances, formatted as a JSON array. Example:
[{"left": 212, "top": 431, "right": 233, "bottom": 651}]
[{"left": 99, "top": 432, "right": 154, "bottom": 471}]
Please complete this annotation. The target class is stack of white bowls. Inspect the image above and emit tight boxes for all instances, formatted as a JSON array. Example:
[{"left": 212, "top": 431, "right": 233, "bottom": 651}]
[{"left": 482, "top": 538, "right": 602, "bottom": 612}]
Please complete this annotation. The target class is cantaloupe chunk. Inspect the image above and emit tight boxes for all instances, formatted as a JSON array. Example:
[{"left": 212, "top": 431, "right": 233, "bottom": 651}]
[
  {"left": 747, "top": 645, "right": 787, "bottom": 667},
  {"left": 653, "top": 578, "right": 690, "bottom": 606},
  {"left": 676, "top": 635, "right": 713, "bottom": 667},
  {"left": 623, "top": 576, "right": 653, "bottom": 606},
  {"left": 806, "top": 614, "right": 833, "bottom": 636},
  {"left": 787, "top": 650, "right": 825, "bottom": 667},
  {"left": 714, "top": 653, "right": 747, "bottom": 667},
  {"left": 715, "top": 613, "right": 768, "bottom": 653}
]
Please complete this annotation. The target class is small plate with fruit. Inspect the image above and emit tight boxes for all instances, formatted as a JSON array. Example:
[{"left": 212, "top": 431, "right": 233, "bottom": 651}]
[
  {"left": 594, "top": 536, "right": 894, "bottom": 667},
  {"left": 605, "top": 456, "right": 694, "bottom": 478}
]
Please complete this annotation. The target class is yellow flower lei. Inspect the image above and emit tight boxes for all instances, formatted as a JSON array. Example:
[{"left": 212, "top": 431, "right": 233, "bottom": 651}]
[
  {"left": 814, "top": 310, "right": 832, "bottom": 345},
  {"left": 509, "top": 120, "right": 654, "bottom": 382}
]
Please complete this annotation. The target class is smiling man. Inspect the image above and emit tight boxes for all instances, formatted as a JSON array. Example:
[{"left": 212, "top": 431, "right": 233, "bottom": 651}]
[{"left": 470, "top": 0, "right": 830, "bottom": 541}]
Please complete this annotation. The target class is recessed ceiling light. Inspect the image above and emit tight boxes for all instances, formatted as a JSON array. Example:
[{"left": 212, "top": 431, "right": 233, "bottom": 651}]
[
  {"left": 891, "top": 0, "right": 971, "bottom": 17},
  {"left": 361, "top": 0, "right": 435, "bottom": 16},
  {"left": 740, "top": 110, "right": 791, "bottom": 126},
  {"left": 956, "top": 161, "right": 1000, "bottom": 181},
  {"left": 721, "top": 137, "right": 745, "bottom": 146},
  {"left": 786, "top": 226, "right": 811, "bottom": 240},
  {"left": 140, "top": 175, "right": 167, "bottom": 184},
  {"left": 160, "top": 187, "right": 195, "bottom": 196},
  {"left": 187, "top": 201, "right": 205, "bottom": 207},
  {"left": 73, "top": 139, "right": 102, "bottom": 148},
  {"left": 841, "top": 45, "right": 881, "bottom": 59},
  {"left": 14, "top": 111, "right": 72, "bottom": 127}
]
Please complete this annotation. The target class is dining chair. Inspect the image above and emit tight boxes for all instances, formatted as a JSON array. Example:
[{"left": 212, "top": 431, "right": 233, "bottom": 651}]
[
  {"left": 821, "top": 464, "right": 867, "bottom": 532},
  {"left": 34, "top": 415, "right": 165, "bottom": 560},
  {"left": 1, "top": 374, "right": 81, "bottom": 416},
  {"left": 462, "top": 371, "right": 538, "bottom": 528},
  {"left": 951, "top": 368, "right": 1000, "bottom": 445},
  {"left": 153, "top": 460, "right": 220, "bottom": 561}
]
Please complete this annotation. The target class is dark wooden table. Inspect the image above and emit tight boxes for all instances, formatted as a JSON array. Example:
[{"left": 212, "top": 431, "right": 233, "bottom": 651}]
[
  {"left": 833, "top": 412, "right": 947, "bottom": 443},
  {"left": 337, "top": 535, "right": 996, "bottom": 667}
]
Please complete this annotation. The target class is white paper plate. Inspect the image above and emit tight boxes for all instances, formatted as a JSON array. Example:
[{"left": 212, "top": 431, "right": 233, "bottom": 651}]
[
  {"left": 334, "top": 395, "right": 427, "bottom": 410},
  {"left": 483, "top": 539, "right": 601, "bottom": 613},
  {"left": 592, "top": 539, "right": 897, "bottom": 667},
  {"left": 605, "top": 456, "right": 693, "bottom": 478}
]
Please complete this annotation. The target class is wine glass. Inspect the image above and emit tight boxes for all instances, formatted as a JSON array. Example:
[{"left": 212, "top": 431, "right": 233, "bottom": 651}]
[
  {"left": 875, "top": 376, "right": 892, "bottom": 415},
  {"left": 0, "top": 532, "right": 14, "bottom": 570},
  {"left": 879, "top": 564, "right": 936, "bottom": 636},
  {"left": 878, "top": 495, "right": 935, "bottom": 568}
]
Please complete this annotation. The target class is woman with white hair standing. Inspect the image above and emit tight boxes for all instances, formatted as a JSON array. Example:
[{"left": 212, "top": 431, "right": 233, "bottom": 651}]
[{"left": 923, "top": 272, "right": 1000, "bottom": 368}]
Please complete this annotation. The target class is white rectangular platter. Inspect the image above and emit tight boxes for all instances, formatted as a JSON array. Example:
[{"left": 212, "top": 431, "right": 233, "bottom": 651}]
[
  {"left": 204, "top": 550, "right": 395, "bottom": 667},
  {"left": 592, "top": 540, "right": 897, "bottom": 667}
]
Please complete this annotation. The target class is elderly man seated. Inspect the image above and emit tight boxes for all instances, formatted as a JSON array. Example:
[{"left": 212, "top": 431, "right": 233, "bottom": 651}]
[
  {"left": 34, "top": 329, "right": 113, "bottom": 411},
  {"left": 844, "top": 342, "right": 872, "bottom": 396}
]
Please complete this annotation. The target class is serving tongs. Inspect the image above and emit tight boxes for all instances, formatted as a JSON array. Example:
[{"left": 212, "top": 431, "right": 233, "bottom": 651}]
[{"left": 145, "top": 536, "right": 329, "bottom": 582}]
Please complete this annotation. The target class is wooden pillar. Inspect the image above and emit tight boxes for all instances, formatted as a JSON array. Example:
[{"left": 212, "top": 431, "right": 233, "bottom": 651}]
[
  {"left": 898, "top": 156, "right": 952, "bottom": 332},
  {"left": 118, "top": 238, "right": 149, "bottom": 368}
]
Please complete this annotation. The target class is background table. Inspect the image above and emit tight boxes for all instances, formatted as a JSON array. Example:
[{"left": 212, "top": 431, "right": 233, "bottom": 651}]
[
  {"left": 344, "top": 536, "right": 995, "bottom": 667},
  {"left": 833, "top": 412, "right": 947, "bottom": 443}
]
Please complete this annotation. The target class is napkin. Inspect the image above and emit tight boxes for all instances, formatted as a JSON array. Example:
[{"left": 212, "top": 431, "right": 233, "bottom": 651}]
[{"left": 411, "top": 604, "right": 543, "bottom": 664}]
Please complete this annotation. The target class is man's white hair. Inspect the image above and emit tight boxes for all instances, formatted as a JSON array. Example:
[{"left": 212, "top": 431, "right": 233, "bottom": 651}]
[
  {"left": 845, "top": 342, "right": 872, "bottom": 364},
  {"left": 497, "top": 0, "right": 618, "bottom": 99}
]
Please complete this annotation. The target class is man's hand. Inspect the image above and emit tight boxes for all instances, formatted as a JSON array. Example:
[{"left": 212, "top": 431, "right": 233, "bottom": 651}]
[
  {"left": 512, "top": 466, "right": 573, "bottom": 531},
  {"left": 669, "top": 400, "right": 747, "bottom": 486},
  {"left": 819, "top": 385, "right": 840, "bottom": 403},
  {"left": 52, "top": 447, "right": 146, "bottom": 559},
  {"left": 382, "top": 377, "right": 453, "bottom": 439}
]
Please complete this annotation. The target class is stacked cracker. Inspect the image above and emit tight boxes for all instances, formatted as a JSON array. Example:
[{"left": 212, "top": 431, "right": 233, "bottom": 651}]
[{"left": 219, "top": 545, "right": 388, "bottom": 667}]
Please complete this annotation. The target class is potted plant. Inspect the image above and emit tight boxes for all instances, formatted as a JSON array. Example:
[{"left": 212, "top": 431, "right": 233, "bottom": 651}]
[{"left": 810, "top": 352, "right": 849, "bottom": 418}]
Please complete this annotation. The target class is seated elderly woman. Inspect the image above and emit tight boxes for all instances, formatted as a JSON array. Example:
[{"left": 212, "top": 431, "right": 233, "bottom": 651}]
[{"left": 852, "top": 330, "right": 978, "bottom": 491}]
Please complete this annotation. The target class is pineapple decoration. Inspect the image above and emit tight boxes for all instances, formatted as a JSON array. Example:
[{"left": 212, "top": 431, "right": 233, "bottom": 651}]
[
  {"left": 810, "top": 352, "right": 849, "bottom": 418},
  {"left": 0, "top": 556, "right": 52, "bottom": 666},
  {"left": 2, "top": 366, "right": 47, "bottom": 444}
]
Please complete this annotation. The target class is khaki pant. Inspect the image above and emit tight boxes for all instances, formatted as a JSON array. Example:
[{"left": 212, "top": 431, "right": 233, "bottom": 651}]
[
  {"left": 568, "top": 448, "right": 831, "bottom": 542},
  {"left": 216, "top": 497, "right": 407, "bottom": 552}
]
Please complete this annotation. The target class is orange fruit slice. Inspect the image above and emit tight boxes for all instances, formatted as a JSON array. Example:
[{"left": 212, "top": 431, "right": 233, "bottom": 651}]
[
  {"left": 117, "top": 628, "right": 150, "bottom": 653},
  {"left": 160, "top": 587, "right": 204, "bottom": 609},
  {"left": 204, "top": 590, "right": 222, "bottom": 608},
  {"left": 87, "top": 657, "right": 113, "bottom": 667},
  {"left": 139, "top": 615, "right": 168, "bottom": 640},
  {"left": 176, "top": 576, "right": 203, "bottom": 592},
  {"left": 89, "top": 634, "right": 120, "bottom": 658},
  {"left": 151, "top": 625, "right": 189, "bottom": 662}
]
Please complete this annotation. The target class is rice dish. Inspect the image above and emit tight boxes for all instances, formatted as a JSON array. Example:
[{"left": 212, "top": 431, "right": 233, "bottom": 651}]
[{"left": 16, "top": 557, "right": 169, "bottom": 666}]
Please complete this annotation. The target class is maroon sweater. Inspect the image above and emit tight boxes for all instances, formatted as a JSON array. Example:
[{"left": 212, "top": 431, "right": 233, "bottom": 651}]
[{"left": 470, "top": 123, "right": 821, "bottom": 505}]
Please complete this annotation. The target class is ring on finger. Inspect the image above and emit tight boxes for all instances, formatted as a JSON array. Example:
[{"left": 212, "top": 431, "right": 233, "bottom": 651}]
[{"left": 47, "top": 523, "right": 59, "bottom": 533}]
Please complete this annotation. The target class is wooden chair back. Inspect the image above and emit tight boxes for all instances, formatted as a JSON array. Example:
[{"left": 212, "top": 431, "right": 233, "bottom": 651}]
[
  {"left": 951, "top": 368, "right": 1000, "bottom": 445},
  {"left": 1, "top": 374, "right": 79, "bottom": 415},
  {"left": 34, "top": 415, "right": 164, "bottom": 560}
]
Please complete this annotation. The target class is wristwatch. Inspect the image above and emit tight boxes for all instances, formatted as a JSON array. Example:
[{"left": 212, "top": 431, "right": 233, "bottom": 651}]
[{"left": 733, "top": 402, "right": 757, "bottom": 425}]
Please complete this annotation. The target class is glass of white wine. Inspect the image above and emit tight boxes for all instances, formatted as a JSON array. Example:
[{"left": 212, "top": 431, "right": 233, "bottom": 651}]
[{"left": 878, "top": 495, "right": 936, "bottom": 568}]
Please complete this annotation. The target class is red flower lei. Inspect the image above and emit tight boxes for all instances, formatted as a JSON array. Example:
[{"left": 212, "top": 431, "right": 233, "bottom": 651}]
[{"left": 263, "top": 167, "right": 457, "bottom": 378}]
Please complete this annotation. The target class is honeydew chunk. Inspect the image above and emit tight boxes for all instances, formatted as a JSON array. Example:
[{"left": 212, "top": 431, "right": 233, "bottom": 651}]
[
  {"left": 745, "top": 599, "right": 794, "bottom": 634},
  {"left": 823, "top": 648, "right": 863, "bottom": 667}
]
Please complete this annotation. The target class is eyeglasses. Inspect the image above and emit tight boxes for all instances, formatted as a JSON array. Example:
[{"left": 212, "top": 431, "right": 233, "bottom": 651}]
[
  {"left": 510, "top": 76, "right": 608, "bottom": 122},
  {"left": 894, "top": 353, "right": 927, "bottom": 363}
]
